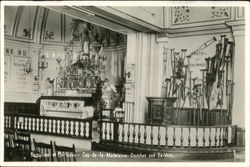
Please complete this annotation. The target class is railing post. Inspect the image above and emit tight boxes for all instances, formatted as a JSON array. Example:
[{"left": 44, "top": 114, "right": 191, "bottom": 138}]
[
  {"left": 89, "top": 119, "right": 93, "bottom": 139},
  {"left": 99, "top": 120, "right": 103, "bottom": 142},
  {"left": 113, "top": 122, "right": 119, "bottom": 143},
  {"left": 10, "top": 114, "right": 15, "bottom": 130},
  {"left": 234, "top": 125, "right": 238, "bottom": 146}
]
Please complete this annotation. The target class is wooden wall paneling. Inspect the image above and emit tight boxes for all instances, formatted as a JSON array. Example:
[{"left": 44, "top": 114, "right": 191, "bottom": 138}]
[{"left": 4, "top": 102, "right": 39, "bottom": 115}]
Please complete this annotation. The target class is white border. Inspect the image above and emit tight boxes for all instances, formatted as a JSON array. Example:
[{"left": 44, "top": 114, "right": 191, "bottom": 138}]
[
  {"left": 1, "top": 1, "right": 249, "bottom": 167},
  {"left": 244, "top": 2, "right": 250, "bottom": 167},
  {"left": 1, "top": 1, "right": 249, "bottom": 6}
]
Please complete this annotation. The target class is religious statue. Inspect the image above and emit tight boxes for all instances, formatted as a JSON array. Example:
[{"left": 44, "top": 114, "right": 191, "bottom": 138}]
[
  {"left": 46, "top": 77, "right": 54, "bottom": 96},
  {"left": 101, "top": 78, "right": 117, "bottom": 109}
]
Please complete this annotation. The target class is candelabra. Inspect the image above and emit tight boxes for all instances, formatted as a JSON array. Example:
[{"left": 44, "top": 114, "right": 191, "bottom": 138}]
[
  {"left": 38, "top": 54, "right": 48, "bottom": 70},
  {"left": 56, "top": 56, "right": 62, "bottom": 64},
  {"left": 23, "top": 58, "right": 33, "bottom": 73}
]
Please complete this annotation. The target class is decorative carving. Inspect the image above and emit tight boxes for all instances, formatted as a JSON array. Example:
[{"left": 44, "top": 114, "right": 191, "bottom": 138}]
[
  {"left": 40, "top": 99, "right": 85, "bottom": 114},
  {"left": 211, "top": 7, "right": 229, "bottom": 18},
  {"left": 22, "top": 28, "right": 32, "bottom": 38},
  {"left": 72, "top": 33, "right": 81, "bottom": 42},
  {"left": 54, "top": 19, "right": 108, "bottom": 97},
  {"left": 71, "top": 19, "right": 98, "bottom": 44},
  {"left": 44, "top": 31, "right": 55, "bottom": 40},
  {"left": 173, "top": 6, "right": 190, "bottom": 23}
]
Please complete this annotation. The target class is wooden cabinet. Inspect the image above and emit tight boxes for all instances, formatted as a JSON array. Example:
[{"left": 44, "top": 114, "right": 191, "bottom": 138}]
[{"left": 146, "top": 97, "right": 177, "bottom": 125}]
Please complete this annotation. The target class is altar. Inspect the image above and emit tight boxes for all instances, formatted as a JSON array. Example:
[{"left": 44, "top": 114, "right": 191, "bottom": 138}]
[
  {"left": 37, "top": 96, "right": 95, "bottom": 119},
  {"left": 32, "top": 18, "right": 126, "bottom": 121}
]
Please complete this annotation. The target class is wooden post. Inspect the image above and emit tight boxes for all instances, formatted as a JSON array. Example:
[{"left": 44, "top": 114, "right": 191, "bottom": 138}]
[
  {"left": 10, "top": 115, "right": 15, "bottom": 130},
  {"left": 234, "top": 125, "right": 238, "bottom": 146},
  {"left": 148, "top": 100, "right": 151, "bottom": 124},
  {"left": 165, "top": 127, "right": 168, "bottom": 148},
  {"left": 113, "top": 122, "right": 119, "bottom": 143},
  {"left": 89, "top": 120, "right": 93, "bottom": 139},
  {"left": 99, "top": 120, "right": 103, "bottom": 143}
]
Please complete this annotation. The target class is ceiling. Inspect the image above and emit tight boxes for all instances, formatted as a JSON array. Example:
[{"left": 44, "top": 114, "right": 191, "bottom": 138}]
[
  {"left": 4, "top": 6, "right": 127, "bottom": 45},
  {"left": 47, "top": 6, "right": 164, "bottom": 34}
]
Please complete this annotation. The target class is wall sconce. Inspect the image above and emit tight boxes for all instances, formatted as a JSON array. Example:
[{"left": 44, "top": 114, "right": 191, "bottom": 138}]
[
  {"left": 56, "top": 56, "right": 62, "bottom": 64},
  {"left": 125, "top": 71, "right": 131, "bottom": 79},
  {"left": 23, "top": 58, "right": 33, "bottom": 73},
  {"left": 33, "top": 76, "right": 39, "bottom": 81},
  {"left": 38, "top": 54, "right": 48, "bottom": 70}
]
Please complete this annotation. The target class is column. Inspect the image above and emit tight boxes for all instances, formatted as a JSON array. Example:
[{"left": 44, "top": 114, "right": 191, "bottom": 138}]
[
  {"left": 230, "top": 27, "right": 245, "bottom": 128},
  {"left": 125, "top": 32, "right": 160, "bottom": 123}
]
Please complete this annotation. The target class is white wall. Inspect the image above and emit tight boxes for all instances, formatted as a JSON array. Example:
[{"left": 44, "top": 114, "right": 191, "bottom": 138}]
[
  {"left": 232, "top": 33, "right": 245, "bottom": 128},
  {"left": 4, "top": 40, "right": 126, "bottom": 103}
]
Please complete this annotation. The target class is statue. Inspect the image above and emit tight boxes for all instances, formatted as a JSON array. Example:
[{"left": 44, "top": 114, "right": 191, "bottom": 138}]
[
  {"left": 46, "top": 77, "right": 54, "bottom": 96},
  {"left": 101, "top": 78, "right": 117, "bottom": 109}
]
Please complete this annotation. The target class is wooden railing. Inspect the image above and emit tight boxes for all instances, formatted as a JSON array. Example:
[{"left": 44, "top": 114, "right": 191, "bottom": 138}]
[
  {"left": 100, "top": 121, "right": 236, "bottom": 148},
  {"left": 4, "top": 102, "right": 39, "bottom": 115},
  {"left": 4, "top": 114, "right": 92, "bottom": 139},
  {"left": 175, "top": 108, "right": 230, "bottom": 126}
]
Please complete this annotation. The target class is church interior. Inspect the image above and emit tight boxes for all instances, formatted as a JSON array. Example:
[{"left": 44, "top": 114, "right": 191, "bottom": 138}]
[{"left": 3, "top": 5, "right": 246, "bottom": 163}]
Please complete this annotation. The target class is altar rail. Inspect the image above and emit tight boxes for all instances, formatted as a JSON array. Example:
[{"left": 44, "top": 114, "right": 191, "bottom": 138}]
[
  {"left": 4, "top": 114, "right": 92, "bottom": 139},
  {"left": 100, "top": 121, "right": 237, "bottom": 148}
]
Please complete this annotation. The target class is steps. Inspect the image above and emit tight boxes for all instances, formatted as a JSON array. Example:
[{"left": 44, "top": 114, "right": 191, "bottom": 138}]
[{"left": 92, "top": 142, "right": 244, "bottom": 161}]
